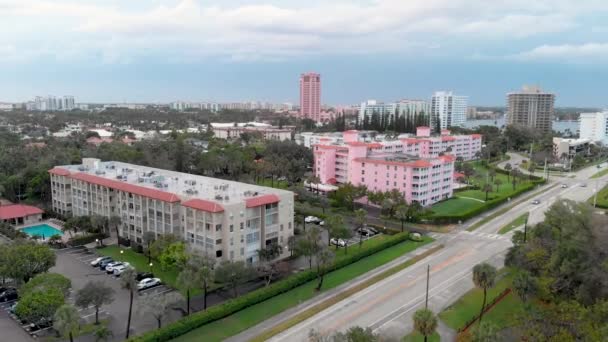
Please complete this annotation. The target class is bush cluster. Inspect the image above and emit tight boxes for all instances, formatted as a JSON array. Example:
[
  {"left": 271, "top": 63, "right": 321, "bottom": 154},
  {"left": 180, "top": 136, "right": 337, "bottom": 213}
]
[
  {"left": 130, "top": 232, "right": 412, "bottom": 342},
  {"left": 68, "top": 232, "right": 109, "bottom": 246},
  {"left": 0, "top": 224, "right": 28, "bottom": 240}
]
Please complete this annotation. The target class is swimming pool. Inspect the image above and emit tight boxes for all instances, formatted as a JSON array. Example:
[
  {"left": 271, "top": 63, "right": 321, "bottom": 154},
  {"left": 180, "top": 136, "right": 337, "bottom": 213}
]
[{"left": 21, "top": 224, "right": 63, "bottom": 239}]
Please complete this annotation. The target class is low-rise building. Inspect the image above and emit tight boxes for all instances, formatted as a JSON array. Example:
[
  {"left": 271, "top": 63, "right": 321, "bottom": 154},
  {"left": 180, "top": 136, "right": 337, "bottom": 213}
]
[
  {"left": 0, "top": 204, "right": 44, "bottom": 225},
  {"left": 212, "top": 125, "right": 293, "bottom": 141},
  {"left": 49, "top": 159, "right": 294, "bottom": 263},
  {"left": 552, "top": 137, "right": 591, "bottom": 159},
  {"left": 312, "top": 127, "right": 481, "bottom": 206}
]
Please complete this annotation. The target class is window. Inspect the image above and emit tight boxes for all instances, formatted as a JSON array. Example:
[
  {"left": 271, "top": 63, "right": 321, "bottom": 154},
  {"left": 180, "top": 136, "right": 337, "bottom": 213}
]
[
  {"left": 216, "top": 250, "right": 222, "bottom": 258},
  {"left": 215, "top": 224, "right": 222, "bottom": 232},
  {"left": 361, "top": 177, "right": 365, "bottom": 182},
  {"left": 229, "top": 224, "right": 234, "bottom": 232},
  {"left": 288, "top": 222, "right": 292, "bottom": 229},
  {"left": 280, "top": 224, "right": 284, "bottom": 231},
  {"left": 230, "top": 251, "right": 234, "bottom": 260},
  {"left": 230, "top": 237, "right": 234, "bottom": 246},
  {"left": 240, "top": 222, "right": 244, "bottom": 230},
  {"left": 361, "top": 170, "right": 365, "bottom": 175},
  {"left": 216, "top": 239, "right": 222, "bottom": 245}
]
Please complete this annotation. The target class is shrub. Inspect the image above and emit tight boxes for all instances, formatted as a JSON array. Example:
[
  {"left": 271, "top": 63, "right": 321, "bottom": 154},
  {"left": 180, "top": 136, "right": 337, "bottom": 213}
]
[
  {"left": 129, "top": 232, "right": 412, "bottom": 342},
  {"left": 68, "top": 233, "right": 108, "bottom": 247}
]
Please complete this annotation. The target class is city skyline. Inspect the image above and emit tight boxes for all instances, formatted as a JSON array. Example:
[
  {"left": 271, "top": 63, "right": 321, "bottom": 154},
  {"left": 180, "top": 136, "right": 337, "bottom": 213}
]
[{"left": 2, "top": 1, "right": 608, "bottom": 106}]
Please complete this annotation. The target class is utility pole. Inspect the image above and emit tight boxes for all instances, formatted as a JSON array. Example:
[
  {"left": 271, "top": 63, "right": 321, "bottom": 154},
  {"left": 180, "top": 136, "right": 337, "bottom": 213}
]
[
  {"left": 594, "top": 179, "right": 599, "bottom": 208},
  {"left": 425, "top": 264, "right": 430, "bottom": 309},
  {"left": 544, "top": 157, "right": 548, "bottom": 181},
  {"left": 523, "top": 217, "right": 528, "bottom": 243}
]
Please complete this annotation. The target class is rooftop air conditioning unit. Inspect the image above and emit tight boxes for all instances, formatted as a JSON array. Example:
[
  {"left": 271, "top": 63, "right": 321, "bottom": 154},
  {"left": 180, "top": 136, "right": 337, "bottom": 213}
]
[
  {"left": 78, "top": 166, "right": 86, "bottom": 171},
  {"left": 95, "top": 170, "right": 106, "bottom": 175},
  {"left": 215, "top": 195, "right": 222, "bottom": 200}
]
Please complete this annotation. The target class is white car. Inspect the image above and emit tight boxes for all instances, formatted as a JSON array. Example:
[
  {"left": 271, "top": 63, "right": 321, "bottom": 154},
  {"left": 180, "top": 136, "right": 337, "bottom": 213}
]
[
  {"left": 112, "top": 263, "right": 132, "bottom": 277},
  {"left": 319, "top": 221, "right": 325, "bottom": 226},
  {"left": 105, "top": 261, "right": 123, "bottom": 274},
  {"left": 305, "top": 216, "right": 320, "bottom": 223},
  {"left": 561, "top": 184, "right": 568, "bottom": 188},
  {"left": 330, "top": 238, "right": 346, "bottom": 247},
  {"left": 138, "top": 278, "right": 161, "bottom": 291},
  {"left": 90, "top": 256, "right": 111, "bottom": 267}
]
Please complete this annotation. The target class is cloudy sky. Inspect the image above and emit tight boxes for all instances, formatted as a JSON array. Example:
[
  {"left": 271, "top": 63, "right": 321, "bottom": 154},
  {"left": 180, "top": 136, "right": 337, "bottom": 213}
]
[{"left": 1, "top": 0, "right": 607, "bottom": 106}]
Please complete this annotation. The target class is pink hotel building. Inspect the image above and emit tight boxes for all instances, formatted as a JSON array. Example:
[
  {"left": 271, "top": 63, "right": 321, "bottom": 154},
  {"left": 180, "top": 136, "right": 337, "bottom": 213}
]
[{"left": 313, "top": 127, "right": 482, "bottom": 206}]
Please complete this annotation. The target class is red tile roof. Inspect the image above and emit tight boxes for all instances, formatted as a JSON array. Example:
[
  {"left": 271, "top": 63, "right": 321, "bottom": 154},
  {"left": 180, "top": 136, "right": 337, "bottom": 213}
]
[
  {"left": 182, "top": 199, "right": 224, "bottom": 213},
  {"left": 439, "top": 154, "right": 456, "bottom": 162},
  {"left": 441, "top": 136, "right": 457, "bottom": 142},
  {"left": 48, "top": 168, "right": 71, "bottom": 176},
  {"left": 245, "top": 194, "right": 280, "bottom": 208},
  {"left": 346, "top": 141, "right": 368, "bottom": 146},
  {"left": 70, "top": 173, "right": 181, "bottom": 203},
  {"left": 0, "top": 205, "right": 44, "bottom": 220},
  {"left": 471, "top": 134, "right": 482, "bottom": 139}
]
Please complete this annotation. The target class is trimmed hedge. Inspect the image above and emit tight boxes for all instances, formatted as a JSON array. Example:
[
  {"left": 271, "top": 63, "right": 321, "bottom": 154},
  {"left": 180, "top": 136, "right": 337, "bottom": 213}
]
[
  {"left": 129, "top": 232, "right": 412, "bottom": 342},
  {"left": 68, "top": 232, "right": 108, "bottom": 246}
]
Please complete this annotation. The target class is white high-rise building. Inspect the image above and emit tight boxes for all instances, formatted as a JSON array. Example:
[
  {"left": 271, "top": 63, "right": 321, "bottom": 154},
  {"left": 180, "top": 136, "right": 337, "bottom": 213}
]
[
  {"left": 431, "top": 91, "right": 468, "bottom": 131},
  {"left": 358, "top": 99, "right": 430, "bottom": 123},
  {"left": 579, "top": 111, "right": 608, "bottom": 145},
  {"left": 32, "top": 95, "right": 75, "bottom": 111}
]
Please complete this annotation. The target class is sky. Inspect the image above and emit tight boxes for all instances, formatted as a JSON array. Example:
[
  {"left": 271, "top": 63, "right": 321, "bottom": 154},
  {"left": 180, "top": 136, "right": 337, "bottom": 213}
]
[{"left": 1, "top": 0, "right": 608, "bottom": 106}]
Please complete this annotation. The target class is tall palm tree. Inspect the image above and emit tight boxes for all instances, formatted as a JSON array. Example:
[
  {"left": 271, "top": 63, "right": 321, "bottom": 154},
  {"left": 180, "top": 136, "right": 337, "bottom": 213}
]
[
  {"left": 512, "top": 270, "right": 535, "bottom": 303},
  {"left": 413, "top": 308, "right": 438, "bottom": 342},
  {"left": 482, "top": 183, "right": 493, "bottom": 202},
  {"left": 494, "top": 179, "right": 503, "bottom": 192},
  {"left": 395, "top": 204, "right": 409, "bottom": 232},
  {"left": 121, "top": 268, "right": 138, "bottom": 339},
  {"left": 354, "top": 208, "right": 367, "bottom": 248},
  {"left": 53, "top": 304, "right": 80, "bottom": 342},
  {"left": 472, "top": 263, "right": 497, "bottom": 323}
]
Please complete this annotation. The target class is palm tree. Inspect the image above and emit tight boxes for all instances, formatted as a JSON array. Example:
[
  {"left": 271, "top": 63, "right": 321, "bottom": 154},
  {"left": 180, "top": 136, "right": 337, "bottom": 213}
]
[
  {"left": 395, "top": 204, "right": 409, "bottom": 232},
  {"left": 413, "top": 308, "right": 438, "bottom": 342},
  {"left": 121, "top": 268, "right": 138, "bottom": 339},
  {"left": 142, "top": 231, "right": 156, "bottom": 264},
  {"left": 494, "top": 179, "right": 503, "bottom": 192},
  {"left": 94, "top": 325, "right": 113, "bottom": 342},
  {"left": 109, "top": 216, "right": 121, "bottom": 246},
  {"left": 53, "top": 304, "right": 80, "bottom": 342},
  {"left": 354, "top": 208, "right": 367, "bottom": 247},
  {"left": 309, "top": 175, "right": 321, "bottom": 196},
  {"left": 504, "top": 163, "right": 512, "bottom": 182},
  {"left": 488, "top": 169, "right": 496, "bottom": 182},
  {"left": 472, "top": 263, "right": 497, "bottom": 323},
  {"left": 482, "top": 184, "right": 493, "bottom": 202},
  {"left": 513, "top": 270, "right": 535, "bottom": 303}
]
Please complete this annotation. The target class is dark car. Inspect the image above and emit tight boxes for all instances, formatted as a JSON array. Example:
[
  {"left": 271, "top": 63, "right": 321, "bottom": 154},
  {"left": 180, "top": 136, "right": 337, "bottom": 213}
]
[
  {"left": 136, "top": 272, "right": 154, "bottom": 281},
  {"left": 0, "top": 288, "right": 18, "bottom": 302},
  {"left": 99, "top": 258, "right": 114, "bottom": 270},
  {"left": 357, "top": 228, "right": 371, "bottom": 237},
  {"left": 366, "top": 226, "right": 379, "bottom": 234}
]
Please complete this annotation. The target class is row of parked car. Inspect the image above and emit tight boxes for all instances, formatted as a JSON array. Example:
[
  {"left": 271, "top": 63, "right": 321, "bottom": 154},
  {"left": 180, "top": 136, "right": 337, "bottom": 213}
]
[{"left": 90, "top": 256, "right": 162, "bottom": 291}]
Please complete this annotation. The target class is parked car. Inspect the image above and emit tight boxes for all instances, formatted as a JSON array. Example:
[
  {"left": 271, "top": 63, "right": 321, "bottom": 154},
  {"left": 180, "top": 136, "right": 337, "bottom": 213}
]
[
  {"left": 561, "top": 184, "right": 568, "bottom": 188},
  {"left": 99, "top": 258, "right": 114, "bottom": 270},
  {"left": 105, "top": 261, "right": 124, "bottom": 274},
  {"left": 581, "top": 183, "right": 587, "bottom": 187},
  {"left": 90, "top": 256, "right": 112, "bottom": 267},
  {"left": 357, "top": 228, "right": 371, "bottom": 237},
  {"left": 136, "top": 272, "right": 154, "bottom": 281},
  {"left": 410, "top": 232, "right": 423, "bottom": 241},
  {"left": 319, "top": 221, "right": 325, "bottom": 226},
  {"left": 366, "top": 226, "right": 379, "bottom": 234},
  {"left": 137, "top": 278, "right": 161, "bottom": 291},
  {"left": 9, "top": 302, "right": 18, "bottom": 314},
  {"left": 113, "top": 263, "right": 132, "bottom": 277},
  {"left": 330, "top": 238, "right": 346, "bottom": 247},
  {"left": 531, "top": 199, "right": 540, "bottom": 205},
  {"left": 0, "top": 288, "right": 18, "bottom": 302},
  {"left": 305, "top": 216, "right": 321, "bottom": 224}
]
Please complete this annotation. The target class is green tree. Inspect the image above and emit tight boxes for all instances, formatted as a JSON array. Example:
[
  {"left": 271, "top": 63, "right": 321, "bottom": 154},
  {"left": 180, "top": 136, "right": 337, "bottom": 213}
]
[
  {"left": 472, "top": 263, "right": 497, "bottom": 323},
  {"left": 158, "top": 241, "right": 188, "bottom": 270},
  {"left": 142, "top": 231, "right": 156, "bottom": 264},
  {"left": 149, "top": 234, "right": 181, "bottom": 261},
  {"left": 504, "top": 163, "right": 512, "bottom": 182},
  {"left": 138, "top": 292, "right": 182, "bottom": 328},
  {"left": 395, "top": 204, "right": 409, "bottom": 232},
  {"left": 176, "top": 265, "right": 200, "bottom": 315},
  {"left": 482, "top": 183, "right": 493, "bottom": 202},
  {"left": 488, "top": 169, "right": 496, "bottom": 182},
  {"left": 20, "top": 273, "right": 71, "bottom": 297},
  {"left": 5, "top": 241, "right": 55, "bottom": 283},
  {"left": 315, "top": 246, "right": 335, "bottom": 291},
  {"left": 75, "top": 281, "right": 115, "bottom": 324},
  {"left": 494, "top": 178, "right": 503, "bottom": 192},
  {"left": 296, "top": 227, "right": 321, "bottom": 269},
  {"left": 15, "top": 287, "right": 64, "bottom": 325},
  {"left": 413, "top": 308, "right": 438, "bottom": 342},
  {"left": 332, "top": 326, "right": 379, "bottom": 341},
  {"left": 94, "top": 325, "right": 113, "bottom": 342},
  {"left": 120, "top": 268, "right": 137, "bottom": 339},
  {"left": 257, "top": 243, "right": 283, "bottom": 286},
  {"left": 354, "top": 208, "right": 367, "bottom": 247},
  {"left": 215, "top": 260, "right": 255, "bottom": 298},
  {"left": 53, "top": 304, "right": 80, "bottom": 342},
  {"left": 472, "top": 321, "right": 500, "bottom": 342},
  {"left": 512, "top": 270, "right": 536, "bottom": 303}
]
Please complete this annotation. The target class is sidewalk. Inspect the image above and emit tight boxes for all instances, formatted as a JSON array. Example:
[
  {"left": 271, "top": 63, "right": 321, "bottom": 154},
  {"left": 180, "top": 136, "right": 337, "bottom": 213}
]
[{"left": 225, "top": 242, "right": 442, "bottom": 342}]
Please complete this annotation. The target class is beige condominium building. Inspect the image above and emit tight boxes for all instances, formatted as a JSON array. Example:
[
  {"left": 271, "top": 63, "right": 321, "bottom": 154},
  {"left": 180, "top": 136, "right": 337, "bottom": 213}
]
[
  {"left": 49, "top": 158, "right": 294, "bottom": 263},
  {"left": 506, "top": 85, "right": 555, "bottom": 134}
]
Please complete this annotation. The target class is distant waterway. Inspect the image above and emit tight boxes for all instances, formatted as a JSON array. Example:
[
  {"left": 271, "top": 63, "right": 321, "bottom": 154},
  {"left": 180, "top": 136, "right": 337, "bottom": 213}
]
[{"left": 463, "top": 117, "right": 578, "bottom": 134}]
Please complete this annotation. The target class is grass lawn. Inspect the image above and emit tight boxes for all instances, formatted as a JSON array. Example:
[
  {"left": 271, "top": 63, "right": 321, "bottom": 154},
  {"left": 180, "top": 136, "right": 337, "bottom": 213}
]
[
  {"left": 589, "top": 185, "right": 608, "bottom": 208},
  {"left": 430, "top": 198, "right": 485, "bottom": 216},
  {"left": 403, "top": 331, "right": 440, "bottom": 342},
  {"left": 498, "top": 212, "right": 529, "bottom": 234},
  {"left": 256, "top": 178, "right": 289, "bottom": 189},
  {"left": 439, "top": 269, "right": 518, "bottom": 331},
  {"left": 591, "top": 167, "right": 608, "bottom": 179},
  {"left": 172, "top": 236, "right": 434, "bottom": 342}
]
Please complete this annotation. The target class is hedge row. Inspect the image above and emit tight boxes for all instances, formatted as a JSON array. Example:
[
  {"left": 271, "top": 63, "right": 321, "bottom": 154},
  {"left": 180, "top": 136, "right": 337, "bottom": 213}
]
[
  {"left": 430, "top": 179, "right": 546, "bottom": 224},
  {"left": 68, "top": 232, "right": 109, "bottom": 246},
  {"left": 130, "top": 232, "right": 412, "bottom": 342}
]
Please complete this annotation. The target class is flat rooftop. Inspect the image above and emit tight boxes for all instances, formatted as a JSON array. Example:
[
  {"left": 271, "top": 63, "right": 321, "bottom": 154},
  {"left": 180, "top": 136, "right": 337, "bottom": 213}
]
[{"left": 55, "top": 160, "right": 291, "bottom": 205}]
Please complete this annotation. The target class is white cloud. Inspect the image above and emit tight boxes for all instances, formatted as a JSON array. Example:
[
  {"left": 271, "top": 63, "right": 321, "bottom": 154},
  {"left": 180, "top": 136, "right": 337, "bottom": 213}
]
[
  {"left": 510, "top": 43, "right": 608, "bottom": 62},
  {"left": 0, "top": 0, "right": 607, "bottom": 63}
]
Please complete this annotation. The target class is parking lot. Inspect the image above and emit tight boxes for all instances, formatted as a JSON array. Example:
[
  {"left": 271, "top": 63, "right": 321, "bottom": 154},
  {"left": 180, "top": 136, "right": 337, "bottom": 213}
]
[{"left": 51, "top": 246, "right": 184, "bottom": 340}]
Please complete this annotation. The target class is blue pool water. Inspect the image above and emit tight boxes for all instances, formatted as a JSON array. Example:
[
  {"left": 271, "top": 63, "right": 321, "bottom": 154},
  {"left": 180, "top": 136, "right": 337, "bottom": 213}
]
[{"left": 21, "top": 224, "right": 63, "bottom": 238}]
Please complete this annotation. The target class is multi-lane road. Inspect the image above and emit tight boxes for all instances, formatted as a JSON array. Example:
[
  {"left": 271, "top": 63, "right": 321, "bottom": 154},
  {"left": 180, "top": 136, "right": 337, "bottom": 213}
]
[{"left": 261, "top": 163, "right": 607, "bottom": 341}]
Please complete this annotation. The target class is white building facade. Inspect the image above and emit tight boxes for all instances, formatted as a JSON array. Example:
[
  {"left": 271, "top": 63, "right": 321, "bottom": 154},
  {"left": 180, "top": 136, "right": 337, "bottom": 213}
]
[
  {"left": 358, "top": 99, "right": 430, "bottom": 123},
  {"left": 431, "top": 91, "right": 468, "bottom": 130},
  {"left": 49, "top": 159, "right": 294, "bottom": 264},
  {"left": 579, "top": 111, "right": 608, "bottom": 145}
]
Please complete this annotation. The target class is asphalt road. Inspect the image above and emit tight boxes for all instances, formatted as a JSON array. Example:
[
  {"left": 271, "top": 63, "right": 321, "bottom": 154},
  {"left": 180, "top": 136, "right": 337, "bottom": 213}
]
[{"left": 265, "top": 163, "right": 608, "bottom": 341}]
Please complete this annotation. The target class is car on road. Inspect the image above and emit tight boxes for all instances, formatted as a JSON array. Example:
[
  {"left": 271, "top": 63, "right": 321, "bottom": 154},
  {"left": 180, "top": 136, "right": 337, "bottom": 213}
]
[
  {"left": 90, "top": 256, "right": 112, "bottom": 267},
  {"left": 105, "top": 261, "right": 124, "bottom": 274},
  {"left": 138, "top": 278, "right": 161, "bottom": 291},
  {"left": 531, "top": 199, "right": 541, "bottom": 205},
  {"left": 0, "top": 288, "right": 18, "bottom": 302},
  {"left": 561, "top": 184, "right": 568, "bottom": 188},
  {"left": 113, "top": 263, "right": 132, "bottom": 277},
  {"left": 580, "top": 183, "right": 587, "bottom": 187},
  {"left": 330, "top": 238, "right": 346, "bottom": 247},
  {"left": 136, "top": 272, "right": 154, "bottom": 281},
  {"left": 410, "top": 232, "right": 423, "bottom": 241},
  {"left": 305, "top": 216, "right": 321, "bottom": 224},
  {"left": 99, "top": 258, "right": 114, "bottom": 270},
  {"left": 366, "top": 226, "right": 379, "bottom": 234}
]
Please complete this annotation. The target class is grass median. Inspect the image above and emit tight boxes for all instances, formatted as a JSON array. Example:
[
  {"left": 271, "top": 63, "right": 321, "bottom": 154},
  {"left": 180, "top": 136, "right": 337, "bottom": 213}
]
[
  {"left": 498, "top": 212, "right": 529, "bottom": 234},
  {"left": 172, "top": 236, "right": 435, "bottom": 342}
]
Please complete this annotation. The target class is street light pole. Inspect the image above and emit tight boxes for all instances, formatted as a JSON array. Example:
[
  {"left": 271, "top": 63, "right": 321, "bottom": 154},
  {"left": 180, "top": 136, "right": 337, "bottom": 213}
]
[
  {"left": 523, "top": 217, "right": 528, "bottom": 243},
  {"left": 425, "top": 264, "right": 430, "bottom": 309}
]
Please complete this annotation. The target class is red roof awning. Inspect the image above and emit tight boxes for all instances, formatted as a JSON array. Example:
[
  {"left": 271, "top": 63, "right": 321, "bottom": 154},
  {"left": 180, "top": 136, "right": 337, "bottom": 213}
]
[
  {"left": 0, "top": 205, "right": 44, "bottom": 220},
  {"left": 70, "top": 173, "right": 181, "bottom": 203},
  {"left": 48, "top": 168, "right": 71, "bottom": 176},
  {"left": 182, "top": 199, "right": 224, "bottom": 213},
  {"left": 245, "top": 194, "right": 280, "bottom": 208}
]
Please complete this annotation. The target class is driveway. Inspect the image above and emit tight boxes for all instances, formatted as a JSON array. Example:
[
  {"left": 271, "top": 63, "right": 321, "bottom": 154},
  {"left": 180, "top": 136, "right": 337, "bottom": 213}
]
[{"left": 52, "top": 247, "right": 183, "bottom": 341}]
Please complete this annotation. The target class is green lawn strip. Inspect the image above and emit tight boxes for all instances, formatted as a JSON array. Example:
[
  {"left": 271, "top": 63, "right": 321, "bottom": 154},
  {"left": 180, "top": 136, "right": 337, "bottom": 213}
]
[
  {"left": 172, "top": 237, "right": 435, "bottom": 342},
  {"left": 250, "top": 244, "right": 444, "bottom": 342},
  {"left": 256, "top": 178, "right": 289, "bottom": 189},
  {"left": 590, "top": 167, "right": 608, "bottom": 179},
  {"left": 588, "top": 184, "right": 608, "bottom": 208},
  {"left": 431, "top": 198, "right": 486, "bottom": 216},
  {"left": 466, "top": 183, "right": 558, "bottom": 232},
  {"left": 403, "top": 331, "right": 440, "bottom": 342},
  {"left": 439, "top": 269, "right": 515, "bottom": 330},
  {"left": 497, "top": 212, "right": 529, "bottom": 235}
]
